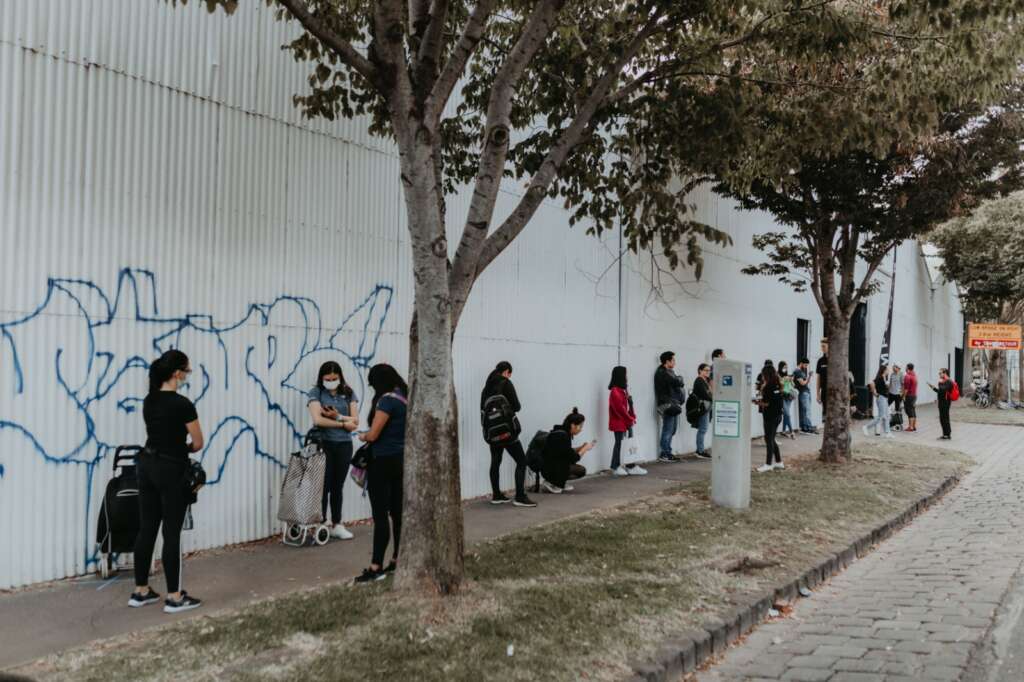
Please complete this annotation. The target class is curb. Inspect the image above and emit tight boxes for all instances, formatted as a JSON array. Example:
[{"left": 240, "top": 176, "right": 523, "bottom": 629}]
[{"left": 623, "top": 472, "right": 962, "bottom": 682}]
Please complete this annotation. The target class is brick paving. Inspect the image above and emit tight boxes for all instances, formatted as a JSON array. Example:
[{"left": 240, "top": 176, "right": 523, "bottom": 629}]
[{"left": 698, "top": 415, "right": 1024, "bottom": 681}]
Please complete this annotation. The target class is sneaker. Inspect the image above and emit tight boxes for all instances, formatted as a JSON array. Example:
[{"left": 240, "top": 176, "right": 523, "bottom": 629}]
[
  {"left": 331, "top": 524, "right": 354, "bottom": 540},
  {"left": 490, "top": 493, "right": 512, "bottom": 504},
  {"left": 772, "top": 462, "right": 785, "bottom": 470},
  {"left": 657, "top": 454, "right": 679, "bottom": 463},
  {"left": 627, "top": 465, "right": 648, "bottom": 476},
  {"left": 562, "top": 484, "right": 575, "bottom": 492},
  {"left": 541, "top": 481, "right": 563, "bottom": 494},
  {"left": 883, "top": 433, "right": 895, "bottom": 439},
  {"left": 128, "top": 589, "right": 161, "bottom": 608},
  {"left": 696, "top": 451, "right": 712, "bottom": 460},
  {"left": 613, "top": 467, "right": 630, "bottom": 477},
  {"left": 513, "top": 495, "right": 538, "bottom": 507},
  {"left": 756, "top": 464, "right": 774, "bottom": 473},
  {"left": 383, "top": 561, "right": 397, "bottom": 574},
  {"left": 861, "top": 425, "right": 871, "bottom": 436},
  {"left": 354, "top": 567, "right": 387, "bottom": 584},
  {"left": 163, "top": 591, "right": 202, "bottom": 614}
]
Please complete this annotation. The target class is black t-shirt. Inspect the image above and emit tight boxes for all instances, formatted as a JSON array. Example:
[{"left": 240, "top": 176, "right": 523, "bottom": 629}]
[
  {"left": 143, "top": 391, "right": 198, "bottom": 458},
  {"left": 816, "top": 356, "right": 828, "bottom": 392},
  {"left": 873, "top": 376, "right": 888, "bottom": 397}
]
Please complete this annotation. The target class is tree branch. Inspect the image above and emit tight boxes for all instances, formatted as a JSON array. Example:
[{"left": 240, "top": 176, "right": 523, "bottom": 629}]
[
  {"left": 470, "top": 17, "right": 663, "bottom": 286},
  {"left": 412, "top": 0, "right": 450, "bottom": 103},
  {"left": 276, "top": 0, "right": 377, "bottom": 86},
  {"left": 849, "top": 244, "right": 890, "bottom": 318},
  {"left": 427, "top": 0, "right": 500, "bottom": 121}
]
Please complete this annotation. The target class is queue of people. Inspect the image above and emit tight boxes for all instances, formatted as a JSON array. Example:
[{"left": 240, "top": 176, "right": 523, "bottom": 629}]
[{"left": 131, "top": 344, "right": 955, "bottom": 610}]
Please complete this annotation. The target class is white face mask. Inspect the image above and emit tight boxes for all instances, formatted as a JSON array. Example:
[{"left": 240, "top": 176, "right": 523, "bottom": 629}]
[{"left": 323, "top": 379, "right": 341, "bottom": 391}]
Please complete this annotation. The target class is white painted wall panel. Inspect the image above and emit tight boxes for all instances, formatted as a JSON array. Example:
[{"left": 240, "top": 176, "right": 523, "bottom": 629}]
[{"left": 0, "top": 2, "right": 963, "bottom": 589}]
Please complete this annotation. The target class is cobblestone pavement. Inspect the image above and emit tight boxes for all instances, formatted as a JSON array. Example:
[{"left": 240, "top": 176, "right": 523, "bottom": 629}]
[{"left": 698, "top": 414, "right": 1024, "bottom": 682}]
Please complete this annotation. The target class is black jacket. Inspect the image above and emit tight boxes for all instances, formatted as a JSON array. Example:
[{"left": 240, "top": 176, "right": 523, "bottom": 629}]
[
  {"left": 654, "top": 366, "right": 685, "bottom": 405},
  {"left": 691, "top": 376, "right": 712, "bottom": 402},
  {"left": 761, "top": 381, "right": 784, "bottom": 420},
  {"left": 481, "top": 377, "right": 521, "bottom": 412},
  {"left": 934, "top": 379, "right": 953, "bottom": 404},
  {"left": 542, "top": 425, "right": 579, "bottom": 468}
]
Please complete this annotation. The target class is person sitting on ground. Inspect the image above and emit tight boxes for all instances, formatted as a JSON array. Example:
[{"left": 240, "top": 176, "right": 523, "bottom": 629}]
[
  {"left": 608, "top": 366, "right": 646, "bottom": 477},
  {"left": 541, "top": 408, "right": 594, "bottom": 494}
]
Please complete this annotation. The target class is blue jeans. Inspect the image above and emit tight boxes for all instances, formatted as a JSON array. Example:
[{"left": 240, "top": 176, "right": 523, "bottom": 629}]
[
  {"left": 798, "top": 391, "right": 813, "bottom": 431},
  {"left": 865, "top": 395, "right": 890, "bottom": 434},
  {"left": 781, "top": 397, "right": 794, "bottom": 433},
  {"left": 696, "top": 412, "right": 709, "bottom": 454},
  {"left": 659, "top": 414, "right": 678, "bottom": 456}
]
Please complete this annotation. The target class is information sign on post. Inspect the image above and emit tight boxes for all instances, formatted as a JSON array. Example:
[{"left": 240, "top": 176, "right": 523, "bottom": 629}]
[
  {"left": 711, "top": 359, "right": 751, "bottom": 509},
  {"left": 967, "top": 323, "right": 1022, "bottom": 350}
]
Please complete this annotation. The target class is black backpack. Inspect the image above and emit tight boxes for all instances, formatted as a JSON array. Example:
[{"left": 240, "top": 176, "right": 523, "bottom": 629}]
[
  {"left": 685, "top": 393, "right": 708, "bottom": 427},
  {"left": 525, "top": 430, "right": 549, "bottom": 493},
  {"left": 481, "top": 390, "right": 520, "bottom": 445}
]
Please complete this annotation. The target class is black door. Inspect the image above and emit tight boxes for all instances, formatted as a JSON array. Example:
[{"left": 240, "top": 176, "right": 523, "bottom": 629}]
[
  {"left": 849, "top": 303, "right": 868, "bottom": 387},
  {"left": 954, "top": 347, "right": 964, "bottom": 388}
]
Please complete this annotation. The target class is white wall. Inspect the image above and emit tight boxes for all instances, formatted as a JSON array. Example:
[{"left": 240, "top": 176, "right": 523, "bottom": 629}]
[{"left": 0, "top": 0, "right": 963, "bottom": 589}]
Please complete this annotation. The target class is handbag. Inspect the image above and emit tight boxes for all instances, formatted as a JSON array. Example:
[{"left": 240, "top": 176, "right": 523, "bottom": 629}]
[
  {"left": 350, "top": 443, "right": 373, "bottom": 489},
  {"left": 622, "top": 435, "right": 646, "bottom": 465}
]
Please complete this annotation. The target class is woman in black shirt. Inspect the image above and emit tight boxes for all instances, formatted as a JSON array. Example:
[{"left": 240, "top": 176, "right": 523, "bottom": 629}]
[
  {"left": 130, "top": 350, "right": 204, "bottom": 613},
  {"left": 541, "top": 408, "right": 594, "bottom": 493},
  {"left": 756, "top": 365, "right": 785, "bottom": 473}
]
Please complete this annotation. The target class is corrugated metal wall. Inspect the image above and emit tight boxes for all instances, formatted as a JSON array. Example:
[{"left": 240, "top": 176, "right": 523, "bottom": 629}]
[{"left": 0, "top": 0, "right": 963, "bottom": 589}]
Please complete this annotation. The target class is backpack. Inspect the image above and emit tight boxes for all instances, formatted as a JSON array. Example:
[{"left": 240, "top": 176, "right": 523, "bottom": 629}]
[
  {"left": 481, "top": 387, "right": 520, "bottom": 445},
  {"left": 948, "top": 381, "right": 960, "bottom": 401},
  {"left": 684, "top": 393, "right": 708, "bottom": 427},
  {"left": 525, "top": 430, "right": 549, "bottom": 473},
  {"left": 782, "top": 377, "right": 795, "bottom": 398}
]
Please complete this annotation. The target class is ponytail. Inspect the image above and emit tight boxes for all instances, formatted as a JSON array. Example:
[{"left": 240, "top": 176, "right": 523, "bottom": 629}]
[
  {"left": 562, "top": 407, "right": 585, "bottom": 430},
  {"left": 148, "top": 350, "right": 189, "bottom": 395}
]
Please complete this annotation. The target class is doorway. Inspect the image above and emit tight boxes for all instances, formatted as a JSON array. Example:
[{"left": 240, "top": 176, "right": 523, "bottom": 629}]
[{"left": 849, "top": 303, "right": 868, "bottom": 386}]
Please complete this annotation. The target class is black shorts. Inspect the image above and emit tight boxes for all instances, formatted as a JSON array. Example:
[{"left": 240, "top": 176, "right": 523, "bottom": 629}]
[{"left": 904, "top": 395, "right": 917, "bottom": 418}]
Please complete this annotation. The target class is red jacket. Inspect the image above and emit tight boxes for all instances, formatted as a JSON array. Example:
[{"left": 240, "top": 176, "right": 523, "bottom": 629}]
[{"left": 609, "top": 387, "right": 637, "bottom": 432}]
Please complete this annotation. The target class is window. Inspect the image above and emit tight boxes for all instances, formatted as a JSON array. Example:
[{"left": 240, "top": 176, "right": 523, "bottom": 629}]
[{"left": 797, "top": 319, "right": 810, "bottom": 362}]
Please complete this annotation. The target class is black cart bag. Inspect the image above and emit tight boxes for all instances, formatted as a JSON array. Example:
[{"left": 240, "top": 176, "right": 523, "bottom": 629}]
[{"left": 95, "top": 445, "right": 144, "bottom": 577}]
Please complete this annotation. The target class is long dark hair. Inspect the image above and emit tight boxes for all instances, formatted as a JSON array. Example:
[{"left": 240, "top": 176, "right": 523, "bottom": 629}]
[
  {"left": 777, "top": 360, "right": 789, "bottom": 377},
  {"left": 367, "top": 363, "right": 408, "bottom": 415},
  {"left": 316, "top": 360, "right": 353, "bottom": 398},
  {"left": 485, "top": 360, "right": 513, "bottom": 389},
  {"left": 761, "top": 364, "right": 781, "bottom": 390},
  {"left": 562, "top": 407, "right": 586, "bottom": 431},
  {"left": 148, "top": 350, "right": 189, "bottom": 395},
  {"left": 874, "top": 365, "right": 888, "bottom": 383},
  {"left": 608, "top": 366, "right": 627, "bottom": 391}
]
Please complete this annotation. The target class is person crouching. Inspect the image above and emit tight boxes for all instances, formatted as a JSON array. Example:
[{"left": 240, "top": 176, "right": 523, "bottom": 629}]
[{"left": 541, "top": 408, "right": 594, "bottom": 494}]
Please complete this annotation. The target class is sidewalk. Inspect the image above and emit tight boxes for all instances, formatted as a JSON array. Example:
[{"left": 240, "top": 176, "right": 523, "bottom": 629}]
[
  {"left": 4, "top": 434, "right": 825, "bottom": 671},
  {"left": 698, "top": 409, "right": 1024, "bottom": 681}
]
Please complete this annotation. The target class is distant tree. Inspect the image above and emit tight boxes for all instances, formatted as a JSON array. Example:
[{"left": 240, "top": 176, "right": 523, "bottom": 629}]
[
  {"left": 716, "top": 95, "right": 1024, "bottom": 462},
  {"left": 171, "top": 0, "right": 1024, "bottom": 589},
  {"left": 931, "top": 192, "right": 1024, "bottom": 401}
]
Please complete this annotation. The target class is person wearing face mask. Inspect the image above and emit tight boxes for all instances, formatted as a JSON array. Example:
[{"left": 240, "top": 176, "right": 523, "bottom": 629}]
[
  {"left": 308, "top": 361, "right": 360, "bottom": 540},
  {"left": 540, "top": 408, "right": 594, "bottom": 494},
  {"left": 130, "top": 350, "right": 204, "bottom": 614}
]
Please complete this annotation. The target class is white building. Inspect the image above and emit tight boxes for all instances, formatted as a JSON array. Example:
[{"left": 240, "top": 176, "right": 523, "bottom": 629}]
[{"left": 0, "top": 1, "right": 964, "bottom": 589}]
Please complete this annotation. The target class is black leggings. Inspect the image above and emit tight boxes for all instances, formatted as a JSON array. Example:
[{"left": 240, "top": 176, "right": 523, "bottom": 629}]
[
  {"left": 367, "top": 456, "right": 403, "bottom": 567},
  {"left": 321, "top": 440, "right": 353, "bottom": 524},
  {"left": 763, "top": 413, "right": 782, "bottom": 465},
  {"left": 489, "top": 440, "right": 526, "bottom": 498},
  {"left": 134, "top": 454, "right": 188, "bottom": 593}
]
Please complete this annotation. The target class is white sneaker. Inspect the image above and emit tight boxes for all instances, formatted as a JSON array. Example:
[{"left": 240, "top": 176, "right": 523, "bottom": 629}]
[
  {"left": 541, "top": 481, "right": 563, "bottom": 494},
  {"left": 756, "top": 464, "right": 774, "bottom": 473},
  {"left": 613, "top": 467, "right": 630, "bottom": 477},
  {"left": 772, "top": 462, "right": 785, "bottom": 470},
  {"left": 883, "top": 433, "right": 895, "bottom": 439},
  {"left": 862, "top": 425, "right": 871, "bottom": 436},
  {"left": 330, "top": 525, "right": 354, "bottom": 540},
  {"left": 627, "top": 466, "right": 648, "bottom": 476},
  {"left": 562, "top": 484, "right": 575, "bottom": 492}
]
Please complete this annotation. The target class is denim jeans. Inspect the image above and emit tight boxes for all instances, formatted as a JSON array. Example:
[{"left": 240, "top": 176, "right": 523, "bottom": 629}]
[
  {"left": 659, "top": 414, "right": 678, "bottom": 456},
  {"left": 781, "top": 397, "right": 794, "bottom": 433},
  {"left": 865, "top": 394, "right": 890, "bottom": 434},
  {"left": 798, "top": 390, "right": 813, "bottom": 431},
  {"left": 696, "top": 412, "right": 709, "bottom": 454}
]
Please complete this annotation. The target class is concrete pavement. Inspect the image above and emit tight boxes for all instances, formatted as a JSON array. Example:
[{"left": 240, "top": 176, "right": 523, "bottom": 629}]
[{"left": 698, "top": 413, "right": 1024, "bottom": 682}]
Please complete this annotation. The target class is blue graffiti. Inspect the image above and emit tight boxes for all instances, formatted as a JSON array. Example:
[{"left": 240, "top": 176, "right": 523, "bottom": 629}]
[{"left": 0, "top": 268, "right": 394, "bottom": 569}]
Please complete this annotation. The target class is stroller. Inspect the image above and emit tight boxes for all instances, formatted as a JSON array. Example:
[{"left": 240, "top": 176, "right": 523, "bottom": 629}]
[
  {"left": 95, "top": 445, "right": 144, "bottom": 578},
  {"left": 278, "top": 434, "right": 330, "bottom": 547},
  {"left": 889, "top": 402, "right": 904, "bottom": 431}
]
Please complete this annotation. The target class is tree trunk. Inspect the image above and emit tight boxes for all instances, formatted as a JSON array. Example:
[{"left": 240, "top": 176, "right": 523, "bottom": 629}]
[
  {"left": 990, "top": 350, "right": 1007, "bottom": 402},
  {"left": 820, "top": 317, "right": 852, "bottom": 463},
  {"left": 1018, "top": 350, "right": 1023, "bottom": 403},
  {"left": 393, "top": 135, "right": 465, "bottom": 594}
]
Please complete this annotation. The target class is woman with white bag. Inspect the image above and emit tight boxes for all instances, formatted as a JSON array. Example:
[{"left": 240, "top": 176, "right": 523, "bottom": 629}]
[{"left": 608, "top": 366, "right": 647, "bottom": 477}]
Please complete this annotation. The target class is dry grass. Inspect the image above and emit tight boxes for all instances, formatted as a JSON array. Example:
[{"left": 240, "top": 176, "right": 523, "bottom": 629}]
[
  {"left": 15, "top": 442, "right": 970, "bottom": 682},
  {"left": 950, "top": 401, "right": 1024, "bottom": 427}
]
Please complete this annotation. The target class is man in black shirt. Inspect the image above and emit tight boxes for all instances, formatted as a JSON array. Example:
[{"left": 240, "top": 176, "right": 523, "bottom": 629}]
[
  {"left": 816, "top": 338, "right": 829, "bottom": 417},
  {"left": 928, "top": 368, "right": 954, "bottom": 439}
]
